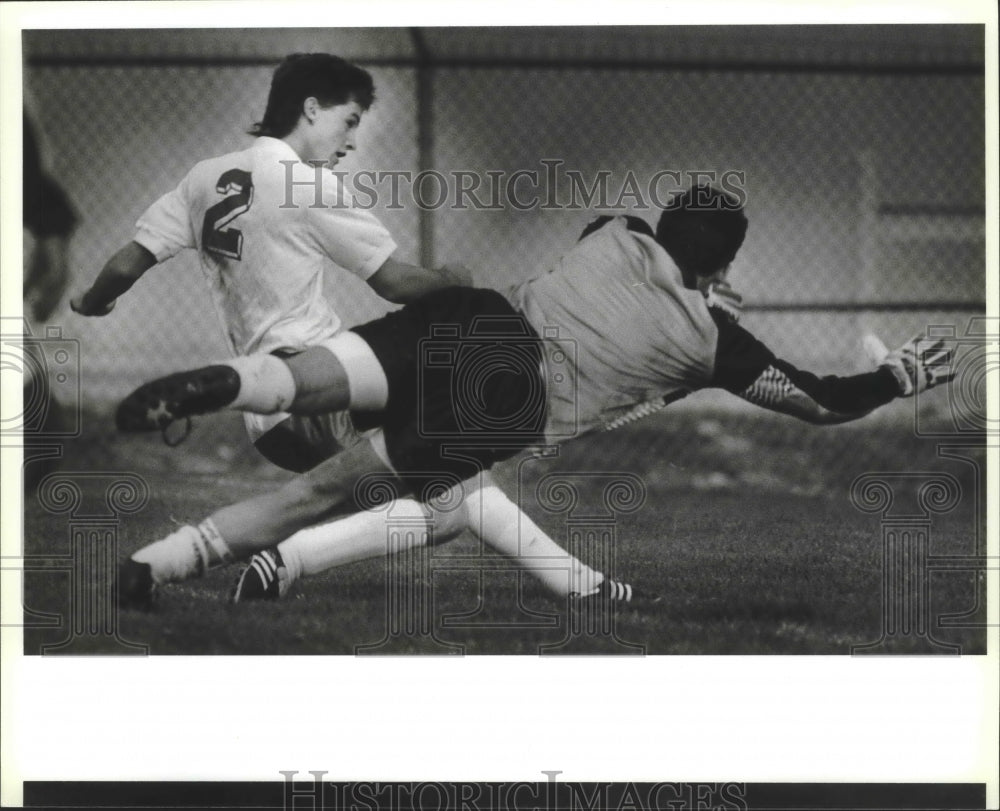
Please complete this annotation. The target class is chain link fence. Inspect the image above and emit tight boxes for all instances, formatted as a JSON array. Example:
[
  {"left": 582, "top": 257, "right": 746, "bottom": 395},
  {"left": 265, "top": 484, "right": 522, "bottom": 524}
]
[{"left": 21, "top": 27, "right": 987, "bottom": 482}]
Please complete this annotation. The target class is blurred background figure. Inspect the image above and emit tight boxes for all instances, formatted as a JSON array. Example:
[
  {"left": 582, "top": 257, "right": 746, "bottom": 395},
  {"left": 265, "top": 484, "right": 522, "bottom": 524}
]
[
  {"left": 22, "top": 96, "right": 79, "bottom": 490},
  {"left": 23, "top": 100, "right": 77, "bottom": 326}
]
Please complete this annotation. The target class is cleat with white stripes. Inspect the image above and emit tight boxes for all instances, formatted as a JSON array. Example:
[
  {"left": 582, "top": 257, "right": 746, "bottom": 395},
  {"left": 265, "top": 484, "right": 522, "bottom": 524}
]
[
  {"left": 570, "top": 577, "right": 646, "bottom": 608},
  {"left": 230, "top": 548, "right": 291, "bottom": 603}
]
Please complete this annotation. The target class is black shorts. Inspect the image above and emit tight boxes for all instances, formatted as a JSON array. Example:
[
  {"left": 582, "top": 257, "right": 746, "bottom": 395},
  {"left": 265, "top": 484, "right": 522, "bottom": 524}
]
[
  {"left": 351, "top": 287, "right": 546, "bottom": 487},
  {"left": 253, "top": 349, "right": 366, "bottom": 473},
  {"left": 254, "top": 411, "right": 362, "bottom": 473}
]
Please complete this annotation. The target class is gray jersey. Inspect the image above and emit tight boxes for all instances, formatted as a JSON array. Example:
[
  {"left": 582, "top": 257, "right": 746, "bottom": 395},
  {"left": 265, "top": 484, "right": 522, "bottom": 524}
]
[{"left": 504, "top": 216, "right": 718, "bottom": 443}]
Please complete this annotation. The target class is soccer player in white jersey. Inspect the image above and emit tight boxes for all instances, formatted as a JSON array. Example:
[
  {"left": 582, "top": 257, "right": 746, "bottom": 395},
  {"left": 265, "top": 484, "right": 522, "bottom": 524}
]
[
  {"left": 114, "top": 185, "right": 955, "bottom": 609},
  {"left": 71, "top": 52, "right": 623, "bottom": 608},
  {"left": 71, "top": 53, "right": 469, "bottom": 470}
]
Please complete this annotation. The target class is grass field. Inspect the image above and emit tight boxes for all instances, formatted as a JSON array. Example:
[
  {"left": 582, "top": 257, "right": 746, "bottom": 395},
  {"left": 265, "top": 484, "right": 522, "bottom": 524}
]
[{"left": 20, "top": 400, "right": 987, "bottom": 656}]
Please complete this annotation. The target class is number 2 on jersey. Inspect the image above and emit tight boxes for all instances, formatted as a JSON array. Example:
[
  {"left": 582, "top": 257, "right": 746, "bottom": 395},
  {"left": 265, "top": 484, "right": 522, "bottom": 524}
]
[{"left": 202, "top": 169, "right": 254, "bottom": 259}]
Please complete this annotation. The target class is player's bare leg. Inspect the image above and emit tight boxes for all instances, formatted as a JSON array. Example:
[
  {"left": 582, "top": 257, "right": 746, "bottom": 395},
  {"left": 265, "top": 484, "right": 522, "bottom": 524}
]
[
  {"left": 118, "top": 437, "right": 391, "bottom": 608},
  {"left": 217, "top": 437, "right": 391, "bottom": 544}
]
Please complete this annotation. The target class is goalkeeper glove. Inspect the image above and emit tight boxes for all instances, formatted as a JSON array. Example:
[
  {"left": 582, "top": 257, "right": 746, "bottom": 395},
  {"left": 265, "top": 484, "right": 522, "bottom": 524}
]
[
  {"left": 704, "top": 281, "right": 743, "bottom": 324},
  {"left": 879, "top": 334, "right": 956, "bottom": 397}
]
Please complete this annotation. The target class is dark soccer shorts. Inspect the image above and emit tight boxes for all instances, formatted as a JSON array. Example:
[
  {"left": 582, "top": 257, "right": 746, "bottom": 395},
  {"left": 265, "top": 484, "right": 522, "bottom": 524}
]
[
  {"left": 350, "top": 287, "right": 547, "bottom": 488},
  {"left": 254, "top": 411, "right": 363, "bottom": 473}
]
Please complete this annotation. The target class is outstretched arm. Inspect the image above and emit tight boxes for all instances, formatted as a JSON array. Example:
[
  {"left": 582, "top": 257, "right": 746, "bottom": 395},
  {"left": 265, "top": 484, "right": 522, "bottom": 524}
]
[
  {"left": 70, "top": 241, "right": 157, "bottom": 316},
  {"left": 734, "top": 360, "right": 900, "bottom": 424},
  {"left": 712, "top": 320, "right": 953, "bottom": 425},
  {"left": 73, "top": 170, "right": 197, "bottom": 317}
]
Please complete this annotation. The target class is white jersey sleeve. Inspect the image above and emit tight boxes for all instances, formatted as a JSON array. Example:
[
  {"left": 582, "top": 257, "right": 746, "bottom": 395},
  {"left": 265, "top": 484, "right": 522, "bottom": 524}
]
[
  {"left": 134, "top": 175, "right": 196, "bottom": 262},
  {"left": 304, "top": 172, "right": 396, "bottom": 280}
]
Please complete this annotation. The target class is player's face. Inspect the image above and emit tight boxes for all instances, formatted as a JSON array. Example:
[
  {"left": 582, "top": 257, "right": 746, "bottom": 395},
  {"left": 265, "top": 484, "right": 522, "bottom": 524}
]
[{"left": 306, "top": 99, "right": 363, "bottom": 167}]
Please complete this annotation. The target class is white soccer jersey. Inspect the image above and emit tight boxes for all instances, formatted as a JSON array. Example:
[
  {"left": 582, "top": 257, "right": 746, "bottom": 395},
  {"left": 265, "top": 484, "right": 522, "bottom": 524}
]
[
  {"left": 134, "top": 136, "right": 397, "bottom": 357},
  {"left": 505, "top": 216, "right": 719, "bottom": 442}
]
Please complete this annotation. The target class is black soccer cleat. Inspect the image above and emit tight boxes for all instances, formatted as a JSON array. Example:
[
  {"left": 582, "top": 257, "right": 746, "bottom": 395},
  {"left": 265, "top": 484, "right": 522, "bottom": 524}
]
[
  {"left": 230, "top": 548, "right": 290, "bottom": 603},
  {"left": 118, "top": 558, "right": 156, "bottom": 611},
  {"left": 115, "top": 365, "right": 241, "bottom": 433}
]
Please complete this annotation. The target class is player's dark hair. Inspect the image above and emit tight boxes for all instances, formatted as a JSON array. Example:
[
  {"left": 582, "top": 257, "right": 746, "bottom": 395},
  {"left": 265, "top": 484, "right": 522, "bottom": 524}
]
[
  {"left": 655, "top": 185, "right": 748, "bottom": 279},
  {"left": 250, "top": 53, "right": 375, "bottom": 139}
]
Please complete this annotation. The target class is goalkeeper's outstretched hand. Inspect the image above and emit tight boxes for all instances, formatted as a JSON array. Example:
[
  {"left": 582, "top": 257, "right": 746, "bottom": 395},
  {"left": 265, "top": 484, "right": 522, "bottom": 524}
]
[{"left": 866, "top": 333, "right": 956, "bottom": 397}]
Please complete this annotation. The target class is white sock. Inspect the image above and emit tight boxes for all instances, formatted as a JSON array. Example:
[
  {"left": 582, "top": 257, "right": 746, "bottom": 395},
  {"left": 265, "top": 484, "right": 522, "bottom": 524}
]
[
  {"left": 273, "top": 489, "right": 604, "bottom": 597},
  {"left": 465, "top": 486, "right": 603, "bottom": 597},
  {"left": 278, "top": 499, "right": 432, "bottom": 584},
  {"left": 225, "top": 354, "right": 296, "bottom": 413},
  {"left": 132, "top": 520, "right": 235, "bottom": 585}
]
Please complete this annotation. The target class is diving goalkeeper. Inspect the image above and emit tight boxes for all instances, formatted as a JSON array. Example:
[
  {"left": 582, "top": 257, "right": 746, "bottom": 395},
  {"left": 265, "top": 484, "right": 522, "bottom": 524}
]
[{"left": 113, "top": 185, "right": 955, "bottom": 607}]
